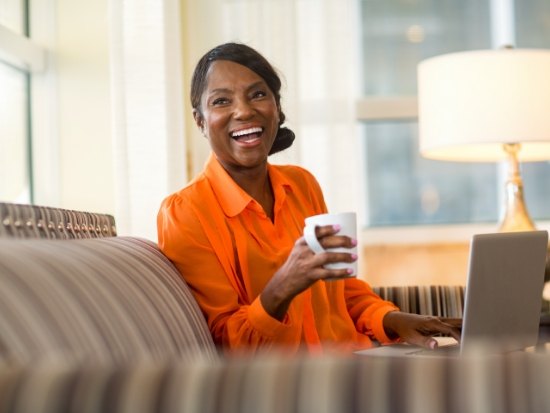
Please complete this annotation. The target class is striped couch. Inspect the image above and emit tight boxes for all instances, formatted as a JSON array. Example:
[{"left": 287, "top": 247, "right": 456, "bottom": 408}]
[{"left": 1, "top": 202, "right": 549, "bottom": 413}]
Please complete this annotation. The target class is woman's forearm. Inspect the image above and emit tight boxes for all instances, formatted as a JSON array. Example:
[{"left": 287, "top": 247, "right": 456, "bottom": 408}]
[{"left": 260, "top": 275, "right": 294, "bottom": 320}]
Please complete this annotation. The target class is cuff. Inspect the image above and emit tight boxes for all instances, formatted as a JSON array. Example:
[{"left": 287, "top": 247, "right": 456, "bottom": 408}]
[
  {"left": 248, "top": 297, "right": 295, "bottom": 340},
  {"left": 371, "top": 306, "right": 400, "bottom": 345}
]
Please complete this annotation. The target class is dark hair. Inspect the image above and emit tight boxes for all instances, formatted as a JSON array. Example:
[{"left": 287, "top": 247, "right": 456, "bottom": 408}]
[{"left": 190, "top": 42, "right": 295, "bottom": 155}]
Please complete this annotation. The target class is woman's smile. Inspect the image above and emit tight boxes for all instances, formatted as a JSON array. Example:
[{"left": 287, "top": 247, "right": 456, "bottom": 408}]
[{"left": 231, "top": 126, "right": 264, "bottom": 145}]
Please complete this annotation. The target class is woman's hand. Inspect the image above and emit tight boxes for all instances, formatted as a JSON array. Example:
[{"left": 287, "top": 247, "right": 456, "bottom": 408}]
[
  {"left": 261, "top": 224, "right": 357, "bottom": 320},
  {"left": 383, "top": 311, "right": 462, "bottom": 349}
]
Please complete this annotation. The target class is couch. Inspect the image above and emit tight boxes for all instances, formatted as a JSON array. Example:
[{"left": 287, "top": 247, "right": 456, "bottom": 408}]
[{"left": 1, "top": 202, "right": 549, "bottom": 413}]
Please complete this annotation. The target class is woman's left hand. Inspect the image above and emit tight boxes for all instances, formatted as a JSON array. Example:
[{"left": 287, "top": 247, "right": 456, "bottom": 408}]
[{"left": 382, "top": 311, "right": 462, "bottom": 349}]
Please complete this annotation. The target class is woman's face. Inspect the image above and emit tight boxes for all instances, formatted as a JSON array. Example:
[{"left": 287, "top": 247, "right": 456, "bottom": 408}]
[{"left": 194, "top": 60, "right": 280, "bottom": 172}]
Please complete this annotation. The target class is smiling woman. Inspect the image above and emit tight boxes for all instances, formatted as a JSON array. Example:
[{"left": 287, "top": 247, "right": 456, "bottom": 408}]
[{"left": 156, "top": 42, "right": 461, "bottom": 355}]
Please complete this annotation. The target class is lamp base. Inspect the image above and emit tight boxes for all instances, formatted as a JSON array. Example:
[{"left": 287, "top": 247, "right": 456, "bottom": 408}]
[{"left": 497, "top": 143, "right": 536, "bottom": 233}]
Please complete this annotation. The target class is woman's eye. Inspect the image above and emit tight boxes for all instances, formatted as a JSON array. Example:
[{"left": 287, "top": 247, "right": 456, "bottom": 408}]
[
  {"left": 252, "top": 90, "right": 267, "bottom": 99},
  {"left": 212, "top": 97, "right": 229, "bottom": 106}
]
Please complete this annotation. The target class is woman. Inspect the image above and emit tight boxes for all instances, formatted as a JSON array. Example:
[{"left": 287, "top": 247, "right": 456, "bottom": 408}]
[{"left": 157, "top": 42, "right": 460, "bottom": 354}]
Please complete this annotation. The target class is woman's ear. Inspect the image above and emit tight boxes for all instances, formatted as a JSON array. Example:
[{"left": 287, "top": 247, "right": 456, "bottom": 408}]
[{"left": 193, "top": 109, "right": 205, "bottom": 134}]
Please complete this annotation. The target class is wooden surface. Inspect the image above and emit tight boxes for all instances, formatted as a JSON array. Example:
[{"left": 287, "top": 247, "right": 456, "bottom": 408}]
[{"left": 360, "top": 242, "right": 470, "bottom": 287}]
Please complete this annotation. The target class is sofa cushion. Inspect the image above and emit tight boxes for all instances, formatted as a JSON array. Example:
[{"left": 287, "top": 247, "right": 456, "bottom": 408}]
[{"left": 0, "top": 237, "right": 217, "bottom": 363}]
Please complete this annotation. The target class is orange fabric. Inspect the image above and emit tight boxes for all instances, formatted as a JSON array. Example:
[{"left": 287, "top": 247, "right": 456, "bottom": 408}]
[{"left": 157, "top": 153, "right": 398, "bottom": 354}]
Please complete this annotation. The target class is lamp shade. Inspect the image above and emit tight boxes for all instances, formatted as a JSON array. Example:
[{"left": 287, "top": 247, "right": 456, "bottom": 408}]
[{"left": 418, "top": 49, "right": 550, "bottom": 162}]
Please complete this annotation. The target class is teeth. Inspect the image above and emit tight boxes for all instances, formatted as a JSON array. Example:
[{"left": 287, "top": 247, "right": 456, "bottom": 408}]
[{"left": 232, "top": 127, "right": 262, "bottom": 137}]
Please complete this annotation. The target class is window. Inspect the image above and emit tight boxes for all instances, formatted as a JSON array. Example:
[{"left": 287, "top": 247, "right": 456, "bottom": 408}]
[
  {"left": 0, "top": 0, "right": 31, "bottom": 203},
  {"left": 0, "top": 1, "right": 47, "bottom": 204},
  {"left": 358, "top": 0, "right": 550, "bottom": 227},
  {"left": 0, "top": 61, "right": 29, "bottom": 203}
]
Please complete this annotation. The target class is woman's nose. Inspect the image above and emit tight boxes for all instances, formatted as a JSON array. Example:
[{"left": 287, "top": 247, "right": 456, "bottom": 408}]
[{"left": 233, "top": 98, "right": 254, "bottom": 119}]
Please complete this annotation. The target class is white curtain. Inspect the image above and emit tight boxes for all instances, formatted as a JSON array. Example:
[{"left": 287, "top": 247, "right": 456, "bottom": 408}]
[{"left": 109, "top": 0, "right": 187, "bottom": 239}]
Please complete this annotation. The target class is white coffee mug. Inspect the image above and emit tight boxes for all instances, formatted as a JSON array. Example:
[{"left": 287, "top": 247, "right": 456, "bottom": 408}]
[{"left": 303, "top": 212, "right": 358, "bottom": 278}]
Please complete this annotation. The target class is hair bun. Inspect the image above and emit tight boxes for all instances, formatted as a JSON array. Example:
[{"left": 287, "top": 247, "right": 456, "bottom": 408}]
[{"left": 269, "top": 127, "right": 295, "bottom": 155}]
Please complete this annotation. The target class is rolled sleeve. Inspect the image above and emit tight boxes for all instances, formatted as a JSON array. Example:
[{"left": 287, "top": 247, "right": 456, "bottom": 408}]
[
  {"left": 370, "top": 306, "right": 399, "bottom": 345},
  {"left": 248, "top": 297, "right": 297, "bottom": 341}
]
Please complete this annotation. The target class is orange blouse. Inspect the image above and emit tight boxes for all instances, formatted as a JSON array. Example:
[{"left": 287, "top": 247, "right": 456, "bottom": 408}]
[{"left": 157, "top": 154, "right": 398, "bottom": 353}]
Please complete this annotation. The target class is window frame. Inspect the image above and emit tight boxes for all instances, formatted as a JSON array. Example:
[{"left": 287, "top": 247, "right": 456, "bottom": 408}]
[{"left": 0, "top": 23, "right": 45, "bottom": 72}]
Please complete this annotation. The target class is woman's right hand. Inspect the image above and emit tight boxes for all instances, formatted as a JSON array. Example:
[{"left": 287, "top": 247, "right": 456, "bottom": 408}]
[{"left": 260, "top": 224, "right": 357, "bottom": 320}]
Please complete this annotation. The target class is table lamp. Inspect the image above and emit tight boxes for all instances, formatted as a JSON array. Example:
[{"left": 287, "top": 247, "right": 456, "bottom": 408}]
[{"left": 417, "top": 48, "right": 550, "bottom": 232}]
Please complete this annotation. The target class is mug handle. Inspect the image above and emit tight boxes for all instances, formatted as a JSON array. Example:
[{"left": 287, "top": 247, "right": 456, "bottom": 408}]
[{"left": 303, "top": 224, "right": 324, "bottom": 254}]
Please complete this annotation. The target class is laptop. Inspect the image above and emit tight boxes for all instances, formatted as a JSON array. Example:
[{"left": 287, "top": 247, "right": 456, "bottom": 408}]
[{"left": 356, "top": 230, "right": 549, "bottom": 357}]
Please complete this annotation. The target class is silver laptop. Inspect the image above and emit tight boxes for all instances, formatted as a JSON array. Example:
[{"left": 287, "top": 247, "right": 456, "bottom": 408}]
[{"left": 356, "top": 230, "right": 549, "bottom": 357}]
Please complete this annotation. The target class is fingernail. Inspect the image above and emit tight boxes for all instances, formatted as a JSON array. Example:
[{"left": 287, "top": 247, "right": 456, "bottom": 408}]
[
  {"left": 351, "top": 238, "right": 358, "bottom": 246},
  {"left": 351, "top": 253, "right": 358, "bottom": 260},
  {"left": 333, "top": 224, "right": 341, "bottom": 231},
  {"left": 429, "top": 340, "right": 437, "bottom": 350},
  {"left": 346, "top": 268, "right": 354, "bottom": 274}
]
